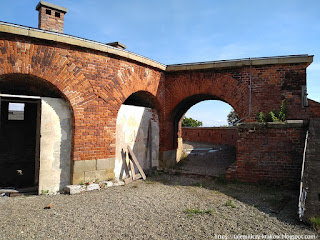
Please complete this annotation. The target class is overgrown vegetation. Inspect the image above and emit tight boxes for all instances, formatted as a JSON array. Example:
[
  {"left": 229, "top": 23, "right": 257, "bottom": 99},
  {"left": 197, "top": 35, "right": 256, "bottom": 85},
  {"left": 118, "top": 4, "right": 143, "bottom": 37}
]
[
  {"left": 182, "top": 117, "right": 203, "bottom": 127},
  {"left": 310, "top": 217, "right": 320, "bottom": 233},
  {"left": 184, "top": 208, "right": 214, "bottom": 217},
  {"left": 256, "top": 100, "right": 288, "bottom": 122}
]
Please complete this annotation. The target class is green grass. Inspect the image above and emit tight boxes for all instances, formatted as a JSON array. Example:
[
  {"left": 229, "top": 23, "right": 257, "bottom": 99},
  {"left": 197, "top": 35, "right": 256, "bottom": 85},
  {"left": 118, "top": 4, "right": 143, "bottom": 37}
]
[
  {"left": 225, "top": 199, "right": 237, "bottom": 208},
  {"left": 184, "top": 208, "right": 214, "bottom": 217},
  {"left": 310, "top": 217, "right": 320, "bottom": 233}
]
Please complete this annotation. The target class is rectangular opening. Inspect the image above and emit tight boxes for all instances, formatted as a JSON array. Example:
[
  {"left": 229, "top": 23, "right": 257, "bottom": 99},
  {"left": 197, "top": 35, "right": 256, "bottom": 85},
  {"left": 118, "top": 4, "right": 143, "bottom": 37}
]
[
  {"left": 8, "top": 102, "right": 25, "bottom": 120},
  {"left": 46, "top": 9, "right": 51, "bottom": 15},
  {"left": 0, "top": 98, "right": 40, "bottom": 190},
  {"left": 55, "top": 12, "right": 60, "bottom": 18}
]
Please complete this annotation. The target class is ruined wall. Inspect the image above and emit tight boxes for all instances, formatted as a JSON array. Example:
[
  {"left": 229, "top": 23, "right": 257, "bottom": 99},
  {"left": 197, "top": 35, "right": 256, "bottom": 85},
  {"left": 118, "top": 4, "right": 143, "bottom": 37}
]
[
  {"left": 115, "top": 105, "right": 159, "bottom": 180},
  {"left": 226, "top": 121, "right": 307, "bottom": 187},
  {"left": 182, "top": 127, "right": 238, "bottom": 146}
]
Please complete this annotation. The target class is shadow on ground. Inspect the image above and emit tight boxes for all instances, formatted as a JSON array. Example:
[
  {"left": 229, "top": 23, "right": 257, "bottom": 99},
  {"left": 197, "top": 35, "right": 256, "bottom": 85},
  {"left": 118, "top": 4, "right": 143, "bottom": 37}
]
[{"left": 147, "top": 171, "right": 305, "bottom": 228}]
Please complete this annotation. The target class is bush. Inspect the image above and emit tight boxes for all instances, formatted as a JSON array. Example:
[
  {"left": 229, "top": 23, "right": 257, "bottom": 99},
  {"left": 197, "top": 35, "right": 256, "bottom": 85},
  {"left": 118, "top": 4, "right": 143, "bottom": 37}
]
[
  {"left": 182, "top": 117, "right": 203, "bottom": 127},
  {"left": 256, "top": 100, "right": 288, "bottom": 123}
]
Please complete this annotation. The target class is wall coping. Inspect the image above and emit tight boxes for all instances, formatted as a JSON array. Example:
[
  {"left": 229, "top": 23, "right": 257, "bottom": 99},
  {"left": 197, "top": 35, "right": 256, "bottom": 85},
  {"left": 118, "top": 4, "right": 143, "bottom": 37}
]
[
  {"left": 238, "top": 120, "right": 309, "bottom": 129},
  {"left": 0, "top": 21, "right": 166, "bottom": 70},
  {"left": 0, "top": 22, "right": 314, "bottom": 72},
  {"left": 182, "top": 127, "right": 237, "bottom": 130},
  {"left": 167, "top": 55, "right": 313, "bottom": 71}
]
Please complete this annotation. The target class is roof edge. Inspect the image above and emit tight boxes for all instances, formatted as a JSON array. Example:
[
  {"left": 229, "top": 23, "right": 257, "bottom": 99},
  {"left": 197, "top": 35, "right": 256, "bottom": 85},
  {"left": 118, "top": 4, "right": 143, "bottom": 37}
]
[
  {"left": 0, "top": 22, "right": 314, "bottom": 72},
  {"left": 0, "top": 22, "right": 166, "bottom": 70},
  {"left": 167, "top": 55, "right": 314, "bottom": 71}
]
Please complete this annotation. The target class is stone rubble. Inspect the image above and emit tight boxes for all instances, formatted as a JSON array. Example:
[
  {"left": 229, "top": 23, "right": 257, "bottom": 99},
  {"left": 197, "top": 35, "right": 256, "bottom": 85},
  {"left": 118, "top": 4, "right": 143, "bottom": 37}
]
[{"left": 64, "top": 180, "right": 126, "bottom": 195}]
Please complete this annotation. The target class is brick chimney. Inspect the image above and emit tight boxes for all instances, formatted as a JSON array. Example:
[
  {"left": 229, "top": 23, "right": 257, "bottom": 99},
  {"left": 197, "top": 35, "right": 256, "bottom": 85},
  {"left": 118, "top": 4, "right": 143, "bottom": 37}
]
[{"left": 36, "top": 1, "right": 68, "bottom": 33}]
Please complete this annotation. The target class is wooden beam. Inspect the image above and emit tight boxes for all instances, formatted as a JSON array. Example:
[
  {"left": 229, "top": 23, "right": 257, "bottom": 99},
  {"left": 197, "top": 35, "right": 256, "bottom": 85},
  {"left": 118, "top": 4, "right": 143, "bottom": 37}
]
[{"left": 127, "top": 145, "right": 146, "bottom": 180}]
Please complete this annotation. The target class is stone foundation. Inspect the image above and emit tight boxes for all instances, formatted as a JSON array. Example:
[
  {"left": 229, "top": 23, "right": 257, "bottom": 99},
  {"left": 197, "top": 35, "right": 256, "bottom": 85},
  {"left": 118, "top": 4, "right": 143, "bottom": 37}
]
[{"left": 72, "top": 158, "right": 115, "bottom": 184}]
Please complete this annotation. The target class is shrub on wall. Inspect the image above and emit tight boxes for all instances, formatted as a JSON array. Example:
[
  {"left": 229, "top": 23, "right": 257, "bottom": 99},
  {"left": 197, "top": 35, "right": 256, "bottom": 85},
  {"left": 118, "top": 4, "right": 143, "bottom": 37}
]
[{"left": 256, "top": 100, "right": 288, "bottom": 122}]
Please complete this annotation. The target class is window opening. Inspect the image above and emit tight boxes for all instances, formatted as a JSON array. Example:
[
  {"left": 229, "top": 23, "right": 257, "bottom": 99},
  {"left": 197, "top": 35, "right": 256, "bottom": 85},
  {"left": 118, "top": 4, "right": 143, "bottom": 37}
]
[
  {"left": 46, "top": 9, "right": 51, "bottom": 15},
  {"left": 8, "top": 102, "right": 25, "bottom": 120},
  {"left": 55, "top": 12, "right": 60, "bottom": 18}
]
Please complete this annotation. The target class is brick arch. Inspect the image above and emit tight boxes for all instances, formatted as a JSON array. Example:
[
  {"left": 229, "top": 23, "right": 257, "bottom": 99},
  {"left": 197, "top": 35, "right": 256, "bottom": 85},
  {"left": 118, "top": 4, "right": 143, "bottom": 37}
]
[
  {"left": 0, "top": 39, "right": 92, "bottom": 108},
  {"left": 161, "top": 70, "right": 249, "bottom": 154}
]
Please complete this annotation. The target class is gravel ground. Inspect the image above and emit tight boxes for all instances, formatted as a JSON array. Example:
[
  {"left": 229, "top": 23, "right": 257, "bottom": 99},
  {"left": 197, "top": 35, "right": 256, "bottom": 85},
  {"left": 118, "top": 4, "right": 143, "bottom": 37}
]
[{"left": 0, "top": 173, "right": 318, "bottom": 240}]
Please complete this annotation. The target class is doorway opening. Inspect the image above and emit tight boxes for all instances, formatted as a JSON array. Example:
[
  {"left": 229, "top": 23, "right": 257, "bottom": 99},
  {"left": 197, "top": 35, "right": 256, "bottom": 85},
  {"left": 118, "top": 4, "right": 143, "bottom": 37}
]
[
  {"left": 0, "top": 73, "right": 73, "bottom": 195},
  {"left": 0, "top": 97, "right": 40, "bottom": 191}
]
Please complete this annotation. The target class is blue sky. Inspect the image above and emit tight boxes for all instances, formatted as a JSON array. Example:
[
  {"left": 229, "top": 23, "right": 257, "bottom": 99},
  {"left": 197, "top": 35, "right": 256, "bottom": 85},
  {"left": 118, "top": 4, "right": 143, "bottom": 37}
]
[{"left": 1, "top": 0, "right": 319, "bottom": 126}]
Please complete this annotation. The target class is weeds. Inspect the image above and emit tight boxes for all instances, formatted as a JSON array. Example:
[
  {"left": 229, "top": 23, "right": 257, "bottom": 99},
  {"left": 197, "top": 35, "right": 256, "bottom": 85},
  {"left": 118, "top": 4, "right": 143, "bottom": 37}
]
[
  {"left": 41, "top": 190, "right": 49, "bottom": 195},
  {"left": 225, "top": 199, "right": 237, "bottom": 208},
  {"left": 184, "top": 208, "right": 214, "bottom": 217},
  {"left": 309, "top": 217, "right": 320, "bottom": 233}
]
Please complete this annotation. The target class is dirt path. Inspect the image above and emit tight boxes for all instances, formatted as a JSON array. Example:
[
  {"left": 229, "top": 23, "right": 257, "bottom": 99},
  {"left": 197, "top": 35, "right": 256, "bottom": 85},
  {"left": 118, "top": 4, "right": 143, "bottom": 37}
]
[{"left": 0, "top": 173, "right": 317, "bottom": 240}]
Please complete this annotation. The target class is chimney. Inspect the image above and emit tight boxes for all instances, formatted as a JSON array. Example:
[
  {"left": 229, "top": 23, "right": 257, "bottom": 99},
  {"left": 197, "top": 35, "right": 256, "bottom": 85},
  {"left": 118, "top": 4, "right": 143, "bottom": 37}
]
[
  {"left": 106, "top": 42, "right": 127, "bottom": 50},
  {"left": 36, "top": 1, "right": 68, "bottom": 33}
]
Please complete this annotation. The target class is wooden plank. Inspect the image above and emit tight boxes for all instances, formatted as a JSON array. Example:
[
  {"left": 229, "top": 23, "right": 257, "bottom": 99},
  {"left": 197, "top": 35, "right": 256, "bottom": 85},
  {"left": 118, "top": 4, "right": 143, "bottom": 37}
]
[
  {"left": 130, "top": 159, "right": 135, "bottom": 180},
  {"left": 124, "top": 177, "right": 133, "bottom": 184},
  {"left": 127, "top": 145, "right": 146, "bottom": 180},
  {"left": 135, "top": 173, "right": 142, "bottom": 179}
]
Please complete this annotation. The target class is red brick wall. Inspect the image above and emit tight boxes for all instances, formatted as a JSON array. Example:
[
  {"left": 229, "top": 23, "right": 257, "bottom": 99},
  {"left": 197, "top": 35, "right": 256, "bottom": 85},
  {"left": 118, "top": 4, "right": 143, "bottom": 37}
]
[
  {"left": 226, "top": 122, "right": 307, "bottom": 187},
  {"left": 0, "top": 33, "right": 165, "bottom": 162},
  {"left": 161, "top": 65, "right": 320, "bottom": 153},
  {"left": 1, "top": 31, "right": 319, "bottom": 169},
  {"left": 182, "top": 127, "right": 238, "bottom": 146}
]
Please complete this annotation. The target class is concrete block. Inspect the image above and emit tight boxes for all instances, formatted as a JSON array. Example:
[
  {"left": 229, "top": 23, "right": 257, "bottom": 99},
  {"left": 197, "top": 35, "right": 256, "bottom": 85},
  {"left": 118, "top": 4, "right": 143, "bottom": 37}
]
[
  {"left": 74, "top": 160, "right": 96, "bottom": 173},
  {"left": 102, "top": 181, "right": 113, "bottom": 187},
  {"left": 72, "top": 172, "right": 84, "bottom": 185},
  {"left": 106, "top": 169, "right": 115, "bottom": 180},
  {"left": 84, "top": 170, "right": 108, "bottom": 182},
  {"left": 113, "top": 180, "right": 125, "bottom": 186},
  {"left": 64, "top": 185, "right": 85, "bottom": 195},
  {"left": 97, "top": 158, "right": 115, "bottom": 170},
  {"left": 86, "top": 183, "right": 100, "bottom": 191}
]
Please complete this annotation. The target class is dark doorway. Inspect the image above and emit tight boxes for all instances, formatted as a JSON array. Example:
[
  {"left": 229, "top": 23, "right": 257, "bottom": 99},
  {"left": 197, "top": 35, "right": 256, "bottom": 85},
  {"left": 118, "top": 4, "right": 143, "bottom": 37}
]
[{"left": 0, "top": 97, "right": 40, "bottom": 188}]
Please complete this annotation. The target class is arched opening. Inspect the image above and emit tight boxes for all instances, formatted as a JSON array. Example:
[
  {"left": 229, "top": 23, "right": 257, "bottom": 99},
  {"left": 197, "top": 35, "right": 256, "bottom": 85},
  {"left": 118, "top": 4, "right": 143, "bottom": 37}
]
[
  {"left": 171, "top": 95, "right": 238, "bottom": 177},
  {"left": 0, "top": 74, "right": 73, "bottom": 194},
  {"left": 115, "top": 91, "right": 160, "bottom": 180}
]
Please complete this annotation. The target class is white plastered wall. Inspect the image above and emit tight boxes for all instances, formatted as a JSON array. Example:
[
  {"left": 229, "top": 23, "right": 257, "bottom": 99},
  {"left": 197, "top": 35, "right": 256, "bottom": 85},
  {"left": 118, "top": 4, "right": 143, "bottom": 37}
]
[
  {"left": 38, "top": 97, "right": 72, "bottom": 194},
  {"left": 114, "top": 105, "right": 159, "bottom": 180}
]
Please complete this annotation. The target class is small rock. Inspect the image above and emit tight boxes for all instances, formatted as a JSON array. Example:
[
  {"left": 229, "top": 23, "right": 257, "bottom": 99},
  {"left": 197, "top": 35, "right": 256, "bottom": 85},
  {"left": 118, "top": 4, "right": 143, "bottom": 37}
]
[
  {"left": 113, "top": 180, "right": 125, "bottom": 186},
  {"left": 102, "top": 181, "right": 113, "bottom": 187},
  {"left": 86, "top": 183, "right": 100, "bottom": 191},
  {"left": 44, "top": 203, "right": 53, "bottom": 209},
  {"left": 64, "top": 185, "right": 86, "bottom": 195}
]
